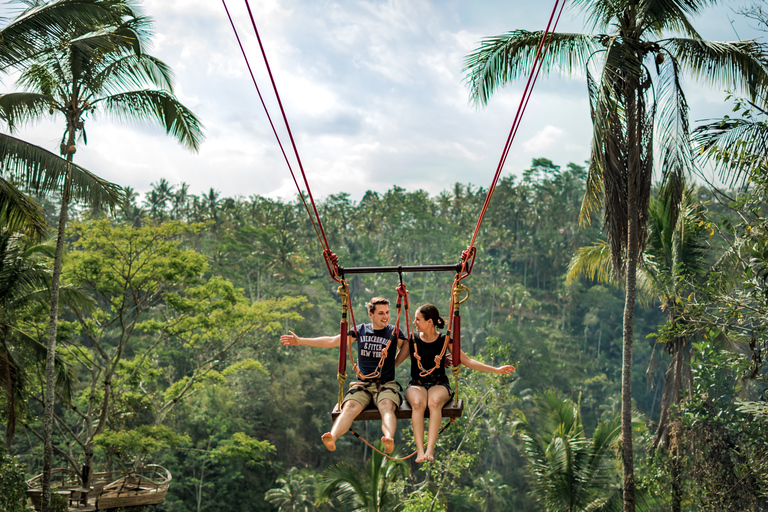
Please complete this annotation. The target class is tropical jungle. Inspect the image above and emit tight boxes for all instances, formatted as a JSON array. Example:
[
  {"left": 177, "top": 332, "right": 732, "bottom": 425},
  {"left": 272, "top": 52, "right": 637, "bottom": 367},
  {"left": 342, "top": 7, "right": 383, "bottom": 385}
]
[{"left": 1, "top": 1, "right": 768, "bottom": 512}]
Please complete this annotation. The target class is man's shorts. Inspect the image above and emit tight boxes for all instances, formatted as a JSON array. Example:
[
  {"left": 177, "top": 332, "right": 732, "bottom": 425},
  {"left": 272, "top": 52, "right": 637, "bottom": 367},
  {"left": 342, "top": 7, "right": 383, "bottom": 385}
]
[{"left": 342, "top": 380, "right": 402, "bottom": 409}]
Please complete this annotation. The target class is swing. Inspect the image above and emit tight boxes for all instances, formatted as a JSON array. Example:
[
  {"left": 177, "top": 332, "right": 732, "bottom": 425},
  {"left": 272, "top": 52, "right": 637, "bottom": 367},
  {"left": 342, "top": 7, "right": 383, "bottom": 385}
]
[
  {"left": 329, "top": 264, "right": 472, "bottom": 423},
  {"left": 225, "top": 0, "right": 564, "bottom": 459}
]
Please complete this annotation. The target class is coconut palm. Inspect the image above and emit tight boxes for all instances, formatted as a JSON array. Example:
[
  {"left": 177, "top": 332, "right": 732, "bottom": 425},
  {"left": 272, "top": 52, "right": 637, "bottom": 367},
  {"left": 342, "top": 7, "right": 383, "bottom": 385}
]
[
  {"left": 567, "top": 184, "right": 710, "bottom": 512},
  {"left": 0, "top": 2, "right": 203, "bottom": 509},
  {"left": 464, "top": 2, "right": 768, "bottom": 509},
  {"left": 317, "top": 444, "right": 408, "bottom": 512},
  {"left": 265, "top": 467, "right": 317, "bottom": 512},
  {"left": 566, "top": 184, "right": 708, "bottom": 444},
  {"left": 0, "top": 0, "right": 133, "bottom": 237},
  {"left": 513, "top": 391, "right": 623, "bottom": 512}
]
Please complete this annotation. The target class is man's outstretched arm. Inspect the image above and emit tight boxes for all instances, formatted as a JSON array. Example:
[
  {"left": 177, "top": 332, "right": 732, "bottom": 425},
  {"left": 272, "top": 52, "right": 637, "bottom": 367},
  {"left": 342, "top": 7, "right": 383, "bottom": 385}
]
[{"left": 280, "top": 331, "right": 344, "bottom": 348}]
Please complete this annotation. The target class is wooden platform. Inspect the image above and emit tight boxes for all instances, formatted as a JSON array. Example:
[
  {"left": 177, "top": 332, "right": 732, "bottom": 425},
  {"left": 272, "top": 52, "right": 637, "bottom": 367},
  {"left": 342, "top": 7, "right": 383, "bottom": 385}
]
[{"left": 331, "top": 399, "right": 463, "bottom": 421}]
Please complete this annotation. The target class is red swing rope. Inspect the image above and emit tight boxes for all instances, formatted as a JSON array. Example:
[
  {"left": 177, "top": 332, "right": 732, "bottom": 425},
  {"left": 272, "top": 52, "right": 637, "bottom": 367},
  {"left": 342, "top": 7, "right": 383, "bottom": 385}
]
[
  {"left": 220, "top": 1, "right": 325, "bottom": 252},
  {"left": 463, "top": 0, "right": 567, "bottom": 263},
  {"left": 223, "top": 0, "right": 345, "bottom": 283}
]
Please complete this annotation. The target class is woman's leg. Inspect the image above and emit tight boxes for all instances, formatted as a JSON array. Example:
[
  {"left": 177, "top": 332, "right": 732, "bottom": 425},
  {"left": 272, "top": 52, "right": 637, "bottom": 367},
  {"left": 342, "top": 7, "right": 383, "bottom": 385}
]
[
  {"left": 405, "top": 386, "right": 428, "bottom": 462},
  {"left": 424, "top": 386, "right": 451, "bottom": 461}
]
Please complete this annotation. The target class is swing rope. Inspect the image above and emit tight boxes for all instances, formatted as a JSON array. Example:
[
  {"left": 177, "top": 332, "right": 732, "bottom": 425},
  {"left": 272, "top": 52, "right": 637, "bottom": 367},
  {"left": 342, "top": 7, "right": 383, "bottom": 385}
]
[{"left": 466, "top": 0, "right": 567, "bottom": 252}]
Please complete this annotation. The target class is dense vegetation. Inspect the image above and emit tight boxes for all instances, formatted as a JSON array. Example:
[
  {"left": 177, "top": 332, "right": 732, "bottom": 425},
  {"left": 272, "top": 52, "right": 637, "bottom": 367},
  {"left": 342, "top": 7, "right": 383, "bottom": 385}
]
[{"left": 4, "top": 154, "right": 767, "bottom": 511}]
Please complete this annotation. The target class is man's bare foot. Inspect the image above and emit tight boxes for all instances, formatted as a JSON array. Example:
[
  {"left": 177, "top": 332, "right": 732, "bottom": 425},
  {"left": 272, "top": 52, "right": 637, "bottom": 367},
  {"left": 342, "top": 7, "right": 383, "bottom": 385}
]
[
  {"left": 321, "top": 432, "right": 336, "bottom": 451},
  {"left": 382, "top": 436, "right": 394, "bottom": 454}
]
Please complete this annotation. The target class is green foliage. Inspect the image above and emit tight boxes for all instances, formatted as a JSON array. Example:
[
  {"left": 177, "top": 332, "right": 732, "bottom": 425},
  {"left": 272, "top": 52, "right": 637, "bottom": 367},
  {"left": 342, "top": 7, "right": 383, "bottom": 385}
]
[
  {"left": 0, "top": 444, "right": 29, "bottom": 512},
  {"left": 512, "top": 391, "right": 623, "bottom": 512},
  {"left": 678, "top": 341, "right": 767, "bottom": 510},
  {"left": 95, "top": 425, "right": 189, "bottom": 467},
  {"left": 317, "top": 444, "right": 409, "bottom": 511},
  {"left": 400, "top": 490, "right": 446, "bottom": 512},
  {"left": 211, "top": 432, "right": 274, "bottom": 467},
  {"left": 264, "top": 467, "right": 318, "bottom": 512}
]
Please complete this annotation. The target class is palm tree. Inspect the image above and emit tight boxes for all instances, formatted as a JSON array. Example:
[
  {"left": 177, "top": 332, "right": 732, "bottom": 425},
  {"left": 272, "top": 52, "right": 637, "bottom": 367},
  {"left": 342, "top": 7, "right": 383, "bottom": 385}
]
[
  {"left": 464, "top": 3, "right": 768, "bottom": 509},
  {"left": 567, "top": 186, "right": 708, "bottom": 433},
  {"left": 513, "top": 391, "right": 623, "bottom": 512},
  {"left": 0, "top": 3, "right": 203, "bottom": 510},
  {"left": 265, "top": 467, "right": 318, "bottom": 512},
  {"left": 567, "top": 184, "right": 709, "bottom": 511},
  {"left": 0, "top": 0, "right": 134, "bottom": 237},
  {"left": 317, "top": 444, "right": 408, "bottom": 512}
]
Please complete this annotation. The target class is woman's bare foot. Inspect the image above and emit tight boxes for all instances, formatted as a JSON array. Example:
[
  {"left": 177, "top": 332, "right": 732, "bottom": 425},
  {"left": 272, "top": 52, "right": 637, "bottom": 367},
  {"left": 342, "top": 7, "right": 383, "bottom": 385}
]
[
  {"left": 425, "top": 451, "right": 435, "bottom": 461},
  {"left": 415, "top": 451, "right": 426, "bottom": 463},
  {"left": 382, "top": 436, "right": 394, "bottom": 454},
  {"left": 321, "top": 432, "right": 336, "bottom": 451}
]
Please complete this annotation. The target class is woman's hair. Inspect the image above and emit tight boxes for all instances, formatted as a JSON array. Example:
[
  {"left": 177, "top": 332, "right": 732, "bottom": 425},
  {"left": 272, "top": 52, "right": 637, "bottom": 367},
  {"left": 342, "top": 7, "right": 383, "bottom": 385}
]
[{"left": 416, "top": 304, "right": 445, "bottom": 330}]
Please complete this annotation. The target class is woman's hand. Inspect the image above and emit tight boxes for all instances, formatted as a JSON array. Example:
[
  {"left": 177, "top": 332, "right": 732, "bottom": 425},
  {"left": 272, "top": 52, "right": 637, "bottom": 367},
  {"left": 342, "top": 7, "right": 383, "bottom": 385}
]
[{"left": 495, "top": 365, "right": 515, "bottom": 375}]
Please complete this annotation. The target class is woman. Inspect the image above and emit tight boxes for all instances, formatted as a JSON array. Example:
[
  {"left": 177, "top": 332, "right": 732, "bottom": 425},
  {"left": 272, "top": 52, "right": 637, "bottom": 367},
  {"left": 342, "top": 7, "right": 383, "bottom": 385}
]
[{"left": 395, "top": 304, "right": 514, "bottom": 463}]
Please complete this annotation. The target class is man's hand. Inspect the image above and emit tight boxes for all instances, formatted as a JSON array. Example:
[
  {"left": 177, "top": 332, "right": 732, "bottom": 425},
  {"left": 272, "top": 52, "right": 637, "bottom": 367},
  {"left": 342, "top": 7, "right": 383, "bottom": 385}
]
[{"left": 280, "top": 331, "right": 300, "bottom": 346}]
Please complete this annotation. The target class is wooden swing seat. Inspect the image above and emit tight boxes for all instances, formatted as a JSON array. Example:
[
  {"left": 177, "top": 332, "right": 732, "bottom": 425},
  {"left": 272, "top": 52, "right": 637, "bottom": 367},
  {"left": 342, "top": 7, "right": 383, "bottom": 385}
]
[{"left": 331, "top": 399, "right": 463, "bottom": 422}]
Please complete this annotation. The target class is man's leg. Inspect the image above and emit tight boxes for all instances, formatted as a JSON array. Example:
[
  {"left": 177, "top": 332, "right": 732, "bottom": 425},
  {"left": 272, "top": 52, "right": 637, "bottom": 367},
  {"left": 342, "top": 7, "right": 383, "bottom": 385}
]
[
  {"left": 377, "top": 398, "right": 397, "bottom": 454},
  {"left": 322, "top": 399, "right": 364, "bottom": 451}
]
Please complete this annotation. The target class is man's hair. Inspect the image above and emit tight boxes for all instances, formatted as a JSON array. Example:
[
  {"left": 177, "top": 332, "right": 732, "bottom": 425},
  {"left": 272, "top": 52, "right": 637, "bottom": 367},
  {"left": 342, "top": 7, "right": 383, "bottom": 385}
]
[{"left": 367, "top": 297, "right": 390, "bottom": 314}]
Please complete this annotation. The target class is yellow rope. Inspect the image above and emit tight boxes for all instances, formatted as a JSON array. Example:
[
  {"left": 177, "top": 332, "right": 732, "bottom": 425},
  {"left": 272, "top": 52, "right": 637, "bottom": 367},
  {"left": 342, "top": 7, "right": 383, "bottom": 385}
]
[
  {"left": 336, "top": 372, "right": 347, "bottom": 409},
  {"left": 451, "top": 364, "right": 461, "bottom": 406}
]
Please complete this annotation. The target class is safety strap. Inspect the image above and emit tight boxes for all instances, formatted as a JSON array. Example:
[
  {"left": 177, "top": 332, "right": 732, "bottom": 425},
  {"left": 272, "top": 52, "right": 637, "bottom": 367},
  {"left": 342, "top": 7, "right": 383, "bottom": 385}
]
[{"left": 336, "top": 279, "right": 412, "bottom": 382}]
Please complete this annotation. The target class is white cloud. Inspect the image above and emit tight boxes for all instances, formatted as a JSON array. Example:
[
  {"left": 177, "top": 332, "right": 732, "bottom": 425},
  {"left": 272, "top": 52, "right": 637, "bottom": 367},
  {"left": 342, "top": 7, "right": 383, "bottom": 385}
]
[
  {"left": 522, "top": 125, "right": 565, "bottom": 153},
  {"left": 1, "top": 0, "right": 760, "bottom": 203}
]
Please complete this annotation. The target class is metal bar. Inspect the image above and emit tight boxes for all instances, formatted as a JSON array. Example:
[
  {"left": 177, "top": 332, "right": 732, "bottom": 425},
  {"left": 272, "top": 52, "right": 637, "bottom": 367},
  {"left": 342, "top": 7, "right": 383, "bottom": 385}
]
[{"left": 338, "top": 263, "right": 462, "bottom": 275}]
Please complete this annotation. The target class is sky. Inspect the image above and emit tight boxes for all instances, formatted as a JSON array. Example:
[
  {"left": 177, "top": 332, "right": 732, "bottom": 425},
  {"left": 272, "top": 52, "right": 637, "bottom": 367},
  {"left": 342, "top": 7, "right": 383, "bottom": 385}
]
[{"left": 4, "top": 0, "right": 765, "bottom": 202}]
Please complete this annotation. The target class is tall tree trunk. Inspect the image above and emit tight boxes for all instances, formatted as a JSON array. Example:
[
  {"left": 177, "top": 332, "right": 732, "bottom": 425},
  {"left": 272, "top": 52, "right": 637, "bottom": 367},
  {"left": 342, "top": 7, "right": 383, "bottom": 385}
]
[
  {"left": 42, "top": 172, "right": 71, "bottom": 512},
  {"left": 622, "top": 177, "right": 638, "bottom": 512}
]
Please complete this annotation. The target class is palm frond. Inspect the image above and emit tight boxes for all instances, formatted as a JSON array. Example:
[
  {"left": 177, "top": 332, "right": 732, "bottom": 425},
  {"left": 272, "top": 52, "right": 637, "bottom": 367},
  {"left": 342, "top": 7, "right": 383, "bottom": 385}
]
[
  {"left": 0, "top": 133, "right": 123, "bottom": 210},
  {"left": 692, "top": 116, "right": 768, "bottom": 186},
  {"left": 94, "top": 53, "right": 174, "bottom": 96},
  {"left": 464, "top": 31, "right": 598, "bottom": 106},
  {"left": 16, "top": 62, "right": 62, "bottom": 98},
  {"left": 0, "top": 0, "right": 135, "bottom": 71},
  {"left": 666, "top": 38, "right": 768, "bottom": 100},
  {"left": 638, "top": 0, "right": 707, "bottom": 39},
  {"left": 0, "top": 92, "right": 55, "bottom": 130},
  {"left": 566, "top": 240, "right": 614, "bottom": 285},
  {"left": 653, "top": 50, "right": 692, "bottom": 204},
  {"left": 0, "top": 177, "right": 47, "bottom": 239},
  {"left": 98, "top": 89, "right": 204, "bottom": 151},
  {"left": 317, "top": 461, "right": 368, "bottom": 508}
]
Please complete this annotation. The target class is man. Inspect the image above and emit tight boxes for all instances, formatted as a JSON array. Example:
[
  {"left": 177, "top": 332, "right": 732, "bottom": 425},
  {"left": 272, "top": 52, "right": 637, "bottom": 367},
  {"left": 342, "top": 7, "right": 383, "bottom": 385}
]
[{"left": 280, "top": 297, "right": 407, "bottom": 453}]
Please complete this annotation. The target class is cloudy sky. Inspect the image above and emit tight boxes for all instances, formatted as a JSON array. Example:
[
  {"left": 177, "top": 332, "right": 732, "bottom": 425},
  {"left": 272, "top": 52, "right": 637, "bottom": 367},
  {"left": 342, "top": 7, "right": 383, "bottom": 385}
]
[{"left": 5, "top": 0, "right": 765, "bottom": 201}]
